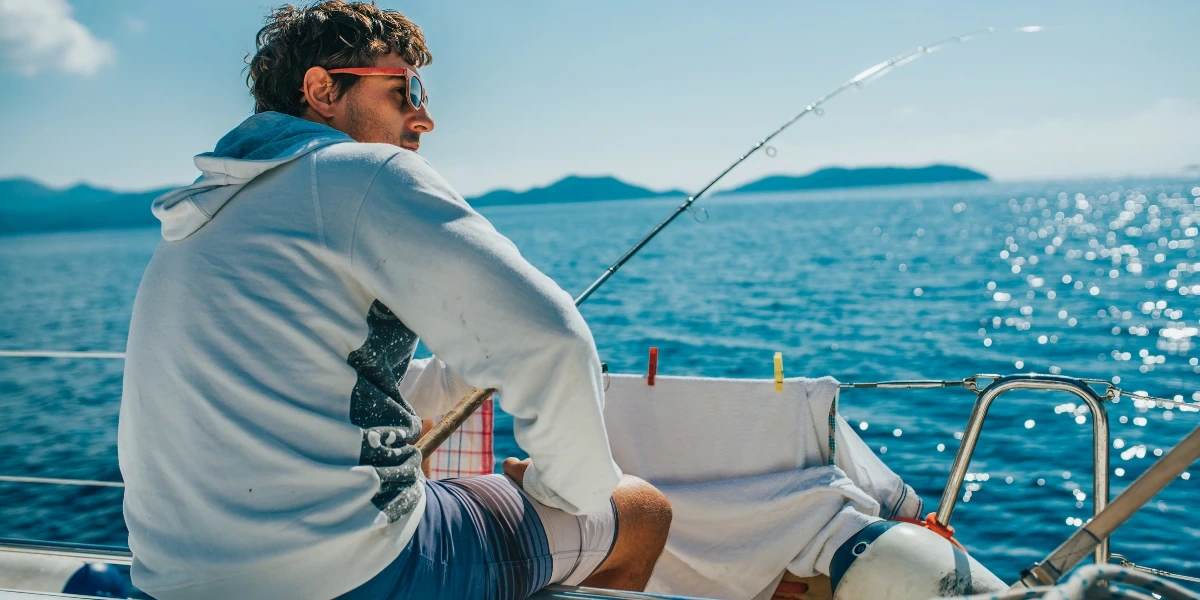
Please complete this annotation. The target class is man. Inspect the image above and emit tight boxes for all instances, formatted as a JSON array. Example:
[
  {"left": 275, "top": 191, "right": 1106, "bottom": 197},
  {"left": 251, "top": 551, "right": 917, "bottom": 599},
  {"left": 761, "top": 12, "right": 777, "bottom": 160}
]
[{"left": 117, "top": 2, "right": 671, "bottom": 599}]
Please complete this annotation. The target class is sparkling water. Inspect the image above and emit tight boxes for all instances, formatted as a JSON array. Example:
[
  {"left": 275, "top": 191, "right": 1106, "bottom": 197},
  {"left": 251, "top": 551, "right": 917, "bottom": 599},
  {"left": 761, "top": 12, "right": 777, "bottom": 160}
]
[{"left": 1, "top": 178, "right": 1196, "bottom": 581}]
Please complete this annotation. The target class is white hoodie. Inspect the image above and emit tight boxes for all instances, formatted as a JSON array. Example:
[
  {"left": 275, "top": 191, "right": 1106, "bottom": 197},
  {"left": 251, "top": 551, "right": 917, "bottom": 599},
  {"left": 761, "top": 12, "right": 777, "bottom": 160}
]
[{"left": 117, "top": 112, "right": 621, "bottom": 600}]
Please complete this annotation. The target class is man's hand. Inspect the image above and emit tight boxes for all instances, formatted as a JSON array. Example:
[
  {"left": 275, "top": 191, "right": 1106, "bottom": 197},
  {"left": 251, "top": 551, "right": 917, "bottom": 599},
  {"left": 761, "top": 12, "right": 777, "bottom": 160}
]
[{"left": 502, "top": 457, "right": 531, "bottom": 488}]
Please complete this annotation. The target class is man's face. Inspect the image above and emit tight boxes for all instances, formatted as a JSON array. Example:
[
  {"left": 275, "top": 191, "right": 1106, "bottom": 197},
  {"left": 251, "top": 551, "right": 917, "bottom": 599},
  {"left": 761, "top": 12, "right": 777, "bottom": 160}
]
[{"left": 326, "top": 53, "right": 434, "bottom": 151}]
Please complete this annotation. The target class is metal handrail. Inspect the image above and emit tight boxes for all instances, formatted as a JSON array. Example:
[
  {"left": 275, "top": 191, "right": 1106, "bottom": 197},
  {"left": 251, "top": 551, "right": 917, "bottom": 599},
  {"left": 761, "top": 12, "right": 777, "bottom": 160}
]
[
  {"left": 932, "top": 373, "right": 1111, "bottom": 565},
  {"left": 0, "top": 350, "right": 125, "bottom": 359},
  {"left": 0, "top": 475, "right": 123, "bottom": 488},
  {"left": 0, "top": 538, "right": 132, "bottom": 566}
]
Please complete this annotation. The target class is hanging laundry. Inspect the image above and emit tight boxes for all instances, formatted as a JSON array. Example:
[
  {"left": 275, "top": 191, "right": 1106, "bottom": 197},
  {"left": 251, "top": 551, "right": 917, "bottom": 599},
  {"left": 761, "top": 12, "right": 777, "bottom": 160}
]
[{"left": 603, "top": 374, "right": 923, "bottom": 600}]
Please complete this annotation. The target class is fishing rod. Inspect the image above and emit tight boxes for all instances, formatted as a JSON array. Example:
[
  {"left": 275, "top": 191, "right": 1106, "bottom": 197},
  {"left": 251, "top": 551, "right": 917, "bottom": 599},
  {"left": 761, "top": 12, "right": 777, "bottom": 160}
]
[
  {"left": 419, "top": 26, "right": 1045, "bottom": 455},
  {"left": 573, "top": 26, "right": 1043, "bottom": 304}
]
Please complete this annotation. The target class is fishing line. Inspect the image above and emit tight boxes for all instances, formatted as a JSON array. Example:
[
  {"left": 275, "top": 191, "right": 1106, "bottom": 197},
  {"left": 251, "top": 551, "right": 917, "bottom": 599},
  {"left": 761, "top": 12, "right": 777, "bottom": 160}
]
[{"left": 572, "top": 26, "right": 1044, "bottom": 306}]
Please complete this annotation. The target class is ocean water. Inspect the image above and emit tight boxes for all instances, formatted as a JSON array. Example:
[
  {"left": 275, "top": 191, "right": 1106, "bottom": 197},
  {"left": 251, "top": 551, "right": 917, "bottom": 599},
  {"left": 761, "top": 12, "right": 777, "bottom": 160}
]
[{"left": 1, "top": 178, "right": 1197, "bottom": 584}]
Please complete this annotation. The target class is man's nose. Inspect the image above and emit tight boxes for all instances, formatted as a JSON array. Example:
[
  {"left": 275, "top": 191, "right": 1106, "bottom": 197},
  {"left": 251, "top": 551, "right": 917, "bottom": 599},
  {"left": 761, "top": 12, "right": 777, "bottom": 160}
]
[{"left": 410, "top": 106, "right": 434, "bottom": 133}]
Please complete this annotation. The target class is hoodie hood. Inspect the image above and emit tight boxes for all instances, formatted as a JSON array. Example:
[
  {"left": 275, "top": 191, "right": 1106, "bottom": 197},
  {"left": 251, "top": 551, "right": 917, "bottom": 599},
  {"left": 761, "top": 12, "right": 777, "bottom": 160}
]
[{"left": 152, "top": 112, "right": 351, "bottom": 241}]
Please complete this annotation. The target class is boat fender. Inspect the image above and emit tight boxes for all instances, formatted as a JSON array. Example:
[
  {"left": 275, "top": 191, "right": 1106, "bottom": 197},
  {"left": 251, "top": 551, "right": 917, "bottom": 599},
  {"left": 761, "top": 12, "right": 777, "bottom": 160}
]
[
  {"left": 62, "top": 562, "right": 129, "bottom": 598},
  {"left": 829, "top": 520, "right": 1007, "bottom": 599}
]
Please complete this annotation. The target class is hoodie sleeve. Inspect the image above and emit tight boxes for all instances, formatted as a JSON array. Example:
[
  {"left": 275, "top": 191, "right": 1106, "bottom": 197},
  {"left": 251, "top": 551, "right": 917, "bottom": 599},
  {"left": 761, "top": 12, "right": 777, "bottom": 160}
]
[
  {"left": 347, "top": 151, "right": 620, "bottom": 515},
  {"left": 397, "top": 357, "right": 476, "bottom": 419}
]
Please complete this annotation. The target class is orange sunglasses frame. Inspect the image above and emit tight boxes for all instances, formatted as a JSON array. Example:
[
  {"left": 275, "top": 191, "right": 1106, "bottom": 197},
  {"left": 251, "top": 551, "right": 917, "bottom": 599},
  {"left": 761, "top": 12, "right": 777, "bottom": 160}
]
[{"left": 325, "top": 67, "right": 427, "bottom": 109}]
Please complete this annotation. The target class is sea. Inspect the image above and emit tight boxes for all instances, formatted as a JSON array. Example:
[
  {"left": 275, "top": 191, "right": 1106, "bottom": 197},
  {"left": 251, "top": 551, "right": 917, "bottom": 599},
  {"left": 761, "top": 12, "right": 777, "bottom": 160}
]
[{"left": 1, "top": 178, "right": 1197, "bottom": 585}]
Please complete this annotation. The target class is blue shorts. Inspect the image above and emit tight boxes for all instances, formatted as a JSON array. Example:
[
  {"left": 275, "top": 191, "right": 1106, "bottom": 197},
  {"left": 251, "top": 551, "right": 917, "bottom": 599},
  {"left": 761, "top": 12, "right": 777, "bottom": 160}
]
[{"left": 339, "top": 475, "right": 618, "bottom": 600}]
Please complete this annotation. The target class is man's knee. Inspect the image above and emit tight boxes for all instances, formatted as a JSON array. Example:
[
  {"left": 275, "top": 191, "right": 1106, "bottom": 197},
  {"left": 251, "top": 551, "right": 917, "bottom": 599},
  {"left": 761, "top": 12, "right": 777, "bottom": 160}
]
[
  {"left": 581, "top": 476, "right": 671, "bottom": 590},
  {"left": 612, "top": 475, "right": 672, "bottom": 551}
]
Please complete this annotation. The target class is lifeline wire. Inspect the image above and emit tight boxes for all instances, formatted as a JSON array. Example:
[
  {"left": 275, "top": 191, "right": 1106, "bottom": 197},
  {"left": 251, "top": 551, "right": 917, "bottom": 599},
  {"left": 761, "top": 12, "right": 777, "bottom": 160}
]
[
  {"left": 1109, "top": 554, "right": 1200, "bottom": 585},
  {"left": 3, "top": 372, "right": 1195, "bottom": 489},
  {"left": 838, "top": 377, "right": 1200, "bottom": 411},
  {"left": 573, "top": 26, "right": 1043, "bottom": 305},
  {"left": 1109, "top": 388, "right": 1200, "bottom": 411}
]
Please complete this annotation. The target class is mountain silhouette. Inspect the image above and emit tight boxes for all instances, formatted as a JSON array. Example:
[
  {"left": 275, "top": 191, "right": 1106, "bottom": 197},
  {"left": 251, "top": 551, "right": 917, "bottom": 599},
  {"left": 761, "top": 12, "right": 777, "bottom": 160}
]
[
  {"left": 725, "top": 165, "right": 988, "bottom": 194},
  {"left": 0, "top": 178, "right": 170, "bottom": 234},
  {"left": 0, "top": 175, "right": 685, "bottom": 234},
  {"left": 467, "top": 175, "right": 684, "bottom": 207},
  {"left": 0, "top": 164, "right": 988, "bottom": 234}
]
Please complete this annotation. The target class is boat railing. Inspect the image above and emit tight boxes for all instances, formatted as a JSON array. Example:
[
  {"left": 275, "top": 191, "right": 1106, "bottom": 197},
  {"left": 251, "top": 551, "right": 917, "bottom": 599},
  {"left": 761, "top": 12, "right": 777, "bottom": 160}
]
[
  {"left": 929, "top": 374, "right": 1112, "bottom": 565},
  {"left": 0, "top": 538, "right": 132, "bottom": 566}
]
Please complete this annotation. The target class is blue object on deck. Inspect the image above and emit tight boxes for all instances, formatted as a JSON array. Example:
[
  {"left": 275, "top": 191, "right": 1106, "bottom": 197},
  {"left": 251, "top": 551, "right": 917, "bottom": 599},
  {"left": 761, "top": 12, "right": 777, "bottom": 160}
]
[{"left": 62, "top": 563, "right": 128, "bottom": 598}]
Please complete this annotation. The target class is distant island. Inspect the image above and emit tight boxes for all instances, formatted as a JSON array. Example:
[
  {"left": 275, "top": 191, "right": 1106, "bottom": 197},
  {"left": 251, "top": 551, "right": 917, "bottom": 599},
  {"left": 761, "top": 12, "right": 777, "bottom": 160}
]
[
  {"left": 0, "top": 164, "right": 987, "bottom": 234},
  {"left": 722, "top": 165, "right": 988, "bottom": 195},
  {"left": 470, "top": 165, "right": 988, "bottom": 206},
  {"left": 467, "top": 175, "right": 684, "bottom": 207},
  {"left": 0, "top": 178, "right": 171, "bottom": 234}
]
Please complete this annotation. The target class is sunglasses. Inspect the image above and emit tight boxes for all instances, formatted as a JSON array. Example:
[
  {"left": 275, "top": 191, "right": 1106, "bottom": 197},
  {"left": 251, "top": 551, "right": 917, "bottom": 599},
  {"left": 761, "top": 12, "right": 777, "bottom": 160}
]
[{"left": 326, "top": 67, "right": 427, "bottom": 110}]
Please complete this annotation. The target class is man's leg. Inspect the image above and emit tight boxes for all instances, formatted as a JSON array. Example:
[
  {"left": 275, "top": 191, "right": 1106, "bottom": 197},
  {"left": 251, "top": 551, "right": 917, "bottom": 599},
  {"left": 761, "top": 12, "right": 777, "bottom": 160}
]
[
  {"left": 578, "top": 475, "right": 672, "bottom": 590},
  {"left": 502, "top": 459, "right": 672, "bottom": 592},
  {"left": 339, "top": 474, "right": 559, "bottom": 600}
]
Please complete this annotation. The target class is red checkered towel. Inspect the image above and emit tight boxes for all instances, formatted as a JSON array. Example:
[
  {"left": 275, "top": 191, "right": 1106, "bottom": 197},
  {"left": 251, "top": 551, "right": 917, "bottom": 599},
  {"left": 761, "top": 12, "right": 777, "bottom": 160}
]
[{"left": 426, "top": 395, "right": 495, "bottom": 480}]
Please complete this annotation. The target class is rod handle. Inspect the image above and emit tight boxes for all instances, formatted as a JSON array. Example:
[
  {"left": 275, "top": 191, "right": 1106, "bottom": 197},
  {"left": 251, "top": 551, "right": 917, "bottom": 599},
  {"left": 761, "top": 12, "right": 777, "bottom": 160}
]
[{"left": 414, "top": 387, "right": 496, "bottom": 457}]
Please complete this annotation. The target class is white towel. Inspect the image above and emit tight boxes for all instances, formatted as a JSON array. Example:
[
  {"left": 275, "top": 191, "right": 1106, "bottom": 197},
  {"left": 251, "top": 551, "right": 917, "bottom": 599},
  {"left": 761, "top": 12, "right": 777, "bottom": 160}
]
[{"left": 603, "top": 374, "right": 924, "bottom": 600}]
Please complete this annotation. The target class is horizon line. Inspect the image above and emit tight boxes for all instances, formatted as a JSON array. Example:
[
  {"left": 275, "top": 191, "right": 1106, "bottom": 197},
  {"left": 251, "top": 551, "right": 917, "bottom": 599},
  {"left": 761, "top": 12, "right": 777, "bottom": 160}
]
[{"left": 3, "top": 165, "right": 1197, "bottom": 197}]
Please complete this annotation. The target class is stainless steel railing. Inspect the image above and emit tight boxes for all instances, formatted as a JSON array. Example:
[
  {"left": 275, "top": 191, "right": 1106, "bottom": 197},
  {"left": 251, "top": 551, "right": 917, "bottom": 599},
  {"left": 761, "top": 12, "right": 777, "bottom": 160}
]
[
  {"left": 931, "top": 373, "right": 1111, "bottom": 565},
  {"left": 0, "top": 537, "right": 133, "bottom": 566}
]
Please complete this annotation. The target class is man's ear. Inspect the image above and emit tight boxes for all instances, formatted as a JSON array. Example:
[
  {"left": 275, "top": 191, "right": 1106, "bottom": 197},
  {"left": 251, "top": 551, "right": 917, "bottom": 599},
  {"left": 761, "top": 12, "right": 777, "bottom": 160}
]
[{"left": 301, "top": 66, "right": 339, "bottom": 119}]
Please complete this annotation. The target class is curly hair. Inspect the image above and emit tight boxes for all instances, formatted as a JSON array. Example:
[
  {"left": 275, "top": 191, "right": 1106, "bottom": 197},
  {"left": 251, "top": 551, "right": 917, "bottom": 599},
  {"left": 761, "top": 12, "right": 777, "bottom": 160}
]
[{"left": 247, "top": 1, "right": 433, "bottom": 116}]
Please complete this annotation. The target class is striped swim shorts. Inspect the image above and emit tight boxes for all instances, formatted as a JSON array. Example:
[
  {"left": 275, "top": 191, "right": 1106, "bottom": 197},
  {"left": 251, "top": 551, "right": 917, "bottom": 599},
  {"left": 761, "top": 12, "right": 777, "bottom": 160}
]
[{"left": 339, "top": 474, "right": 619, "bottom": 600}]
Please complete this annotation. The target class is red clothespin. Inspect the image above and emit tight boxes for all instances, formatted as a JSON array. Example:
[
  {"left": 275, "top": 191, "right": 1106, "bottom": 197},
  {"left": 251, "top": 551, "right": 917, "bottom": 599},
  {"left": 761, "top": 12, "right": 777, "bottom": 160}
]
[{"left": 647, "top": 347, "right": 658, "bottom": 386}]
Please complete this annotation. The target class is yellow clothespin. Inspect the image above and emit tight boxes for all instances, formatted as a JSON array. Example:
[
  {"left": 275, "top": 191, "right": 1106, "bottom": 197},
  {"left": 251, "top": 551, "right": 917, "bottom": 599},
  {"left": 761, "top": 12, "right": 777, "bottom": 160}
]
[{"left": 774, "top": 352, "right": 783, "bottom": 392}]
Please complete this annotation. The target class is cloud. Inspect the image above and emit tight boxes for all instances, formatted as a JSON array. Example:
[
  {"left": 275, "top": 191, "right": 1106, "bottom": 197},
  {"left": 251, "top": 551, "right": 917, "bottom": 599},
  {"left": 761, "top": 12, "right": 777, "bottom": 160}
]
[{"left": 0, "top": 0, "right": 114, "bottom": 76}]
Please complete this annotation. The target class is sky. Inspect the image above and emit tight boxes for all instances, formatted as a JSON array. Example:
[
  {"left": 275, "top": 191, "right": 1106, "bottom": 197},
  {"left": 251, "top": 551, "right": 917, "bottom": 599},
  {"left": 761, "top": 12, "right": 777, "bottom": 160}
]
[{"left": 0, "top": 0, "right": 1197, "bottom": 197}]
